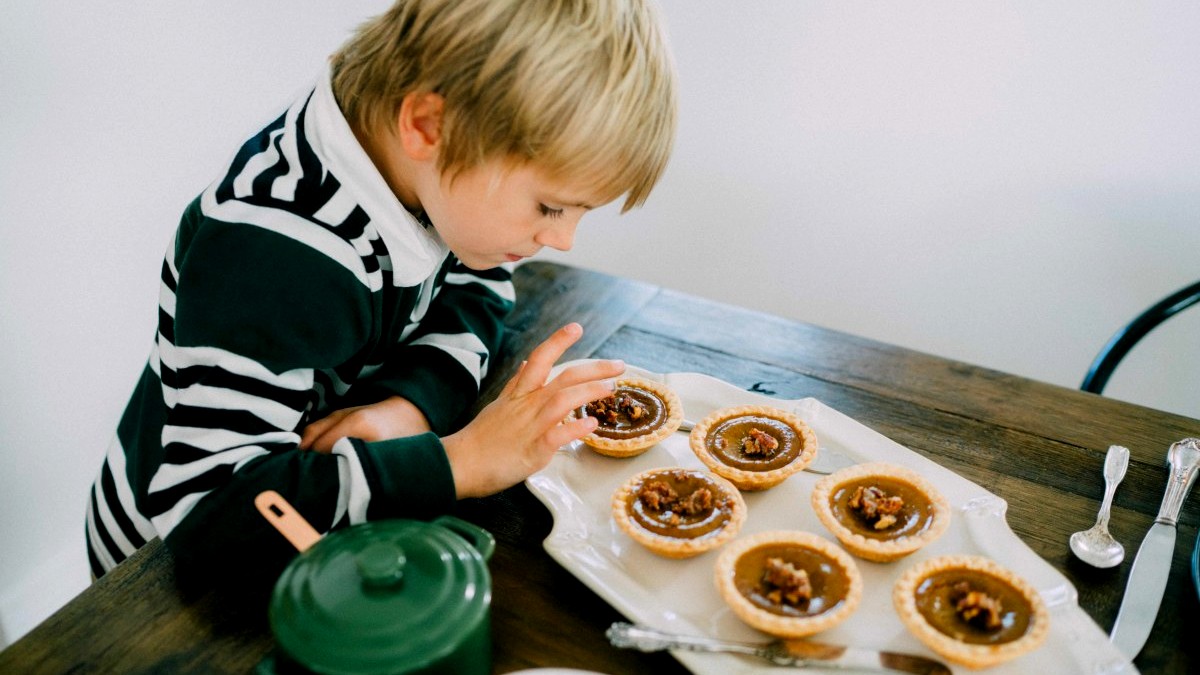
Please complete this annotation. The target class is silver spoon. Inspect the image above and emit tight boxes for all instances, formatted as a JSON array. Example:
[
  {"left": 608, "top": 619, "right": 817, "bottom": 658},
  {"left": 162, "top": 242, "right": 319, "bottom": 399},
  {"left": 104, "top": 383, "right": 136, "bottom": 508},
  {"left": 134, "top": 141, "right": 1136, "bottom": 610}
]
[{"left": 1070, "top": 444, "right": 1130, "bottom": 568}]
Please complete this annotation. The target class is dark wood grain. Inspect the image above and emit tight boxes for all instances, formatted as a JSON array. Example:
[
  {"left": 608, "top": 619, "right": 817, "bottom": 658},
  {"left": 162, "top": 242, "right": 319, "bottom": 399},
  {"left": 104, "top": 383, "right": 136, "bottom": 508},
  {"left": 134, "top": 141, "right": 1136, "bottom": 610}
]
[{"left": 2, "top": 261, "right": 1196, "bottom": 674}]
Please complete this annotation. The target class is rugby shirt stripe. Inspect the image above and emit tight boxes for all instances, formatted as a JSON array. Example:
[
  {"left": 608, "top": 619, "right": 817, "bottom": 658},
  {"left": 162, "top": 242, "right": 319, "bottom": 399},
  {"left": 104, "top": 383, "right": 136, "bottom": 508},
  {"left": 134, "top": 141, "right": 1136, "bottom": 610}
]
[
  {"left": 86, "top": 484, "right": 120, "bottom": 572},
  {"left": 94, "top": 470, "right": 138, "bottom": 557},
  {"left": 99, "top": 460, "right": 148, "bottom": 551},
  {"left": 313, "top": 185, "right": 359, "bottom": 228},
  {"left": 159, "top": 259, "right": 177, "bottom": 293},
  {"left": 218, "top": 110, "right": 288, "bottom": 204},
  {"left": 409, "top": 332, "right": 489, "bottom": 385},
  {"left": 85, "top": 522, "right": 105, "bottom": 579},
  {"left": 104, "top": 436, "right": 158, "bottom": 542},
  {"left": 234, "top": 126, "right": 286, "bottom": 199},
  {"left": 159, "top": 426, "right": 296, "bottom": 457},
  {"left": 164, "top": 404, "right": 286, "bottom": 437},
  {"left": 153, "top": 444, "right": 271, "bottom": 490},
  {"left": 332, "top": 437, "right": 371, "bottom": 524},
  {"left": 270, "top": 97, "right": 306, "bottom": 202},
  {"left": 147, "top": 447, "right": 267, "bottom": 527},
  {"left": 173, "top": 367, "right": 312, "bottom": 411},
  {"left": 159, "top": 345, "right": 314, "bottom": 391},
  {"left": 444, "top": 271, "right": 517, "bottom": 303},
  {"left": 173, "top": 384, "right": 305, "bottom": 431},
  {"left": 199, "top": 187, "right": 379, "bottom": 291}
]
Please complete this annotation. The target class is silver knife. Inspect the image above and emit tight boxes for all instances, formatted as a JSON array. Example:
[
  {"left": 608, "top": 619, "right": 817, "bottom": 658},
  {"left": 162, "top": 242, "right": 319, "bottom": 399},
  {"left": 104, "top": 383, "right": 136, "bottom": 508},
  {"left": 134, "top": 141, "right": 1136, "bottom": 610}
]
[
  {"left": 1109, "top": 437, "right": 1200, "bottom": 660},
  {"left": 607, "top": 622, "right": 950, "bottom": 674}
]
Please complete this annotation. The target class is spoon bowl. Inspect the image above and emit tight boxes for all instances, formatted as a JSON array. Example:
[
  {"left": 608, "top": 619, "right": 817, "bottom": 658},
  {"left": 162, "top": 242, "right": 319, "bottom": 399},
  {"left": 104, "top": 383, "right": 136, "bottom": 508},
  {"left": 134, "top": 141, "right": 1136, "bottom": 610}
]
[
  {"left": 1069, "top": 444, "right": 1130, "bottom": 568},
  {"left": 1069, "top": 526, "right": 1124, "bottom": 568}
]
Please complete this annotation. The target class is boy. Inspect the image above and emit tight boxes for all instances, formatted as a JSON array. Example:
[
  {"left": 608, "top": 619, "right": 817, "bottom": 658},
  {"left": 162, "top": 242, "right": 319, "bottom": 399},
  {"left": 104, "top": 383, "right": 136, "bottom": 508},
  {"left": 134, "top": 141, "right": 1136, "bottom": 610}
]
[{"left": 86, "top": 0, "right": 676, "bottom": 580}]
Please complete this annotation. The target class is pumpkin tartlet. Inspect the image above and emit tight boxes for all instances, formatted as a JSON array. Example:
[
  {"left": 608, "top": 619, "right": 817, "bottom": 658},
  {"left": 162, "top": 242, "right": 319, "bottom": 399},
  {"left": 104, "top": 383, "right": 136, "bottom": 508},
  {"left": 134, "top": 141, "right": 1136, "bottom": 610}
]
[
  {"left": 811, "top": 462, "right": 950, "bottom": 562},
  {"left": 893, "top": 555, "right": 1050, "bottom": 670},
  {"left": 575, "top": 377, "right": 683, "bottom": 457},
  {"left": 612, "top": 467, "right": 746, "bottom": 558},
  {"left": 689, "top": 405, "right": 817, "bottom": 490},
  {"left": 715, "top": 531, "right": 862, "bottom": 638}
]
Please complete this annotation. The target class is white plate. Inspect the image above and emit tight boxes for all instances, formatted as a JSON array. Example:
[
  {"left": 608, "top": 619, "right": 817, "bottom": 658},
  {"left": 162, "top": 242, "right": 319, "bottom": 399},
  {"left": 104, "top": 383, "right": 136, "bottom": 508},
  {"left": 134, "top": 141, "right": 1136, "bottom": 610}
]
[{"left": 526, "top": 362, "right": 1138, "bottom": 675}]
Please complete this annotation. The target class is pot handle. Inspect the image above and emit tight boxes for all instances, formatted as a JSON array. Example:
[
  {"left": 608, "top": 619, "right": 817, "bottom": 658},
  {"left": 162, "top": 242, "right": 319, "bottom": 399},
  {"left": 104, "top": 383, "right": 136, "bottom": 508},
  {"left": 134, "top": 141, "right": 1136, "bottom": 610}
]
[
  {"left": 433, "top": 516, "right": 495, "bottom": 562},
  {"left": 256, "top": 490, "right": 322, "bottom": 553}
]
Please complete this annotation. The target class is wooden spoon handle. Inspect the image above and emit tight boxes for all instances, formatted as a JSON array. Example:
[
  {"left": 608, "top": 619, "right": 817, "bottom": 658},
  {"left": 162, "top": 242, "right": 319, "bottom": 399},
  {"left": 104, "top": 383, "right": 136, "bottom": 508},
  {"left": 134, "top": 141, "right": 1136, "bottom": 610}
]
[{"left": 255, "top": 490, "right": 322, "bottom": 552}]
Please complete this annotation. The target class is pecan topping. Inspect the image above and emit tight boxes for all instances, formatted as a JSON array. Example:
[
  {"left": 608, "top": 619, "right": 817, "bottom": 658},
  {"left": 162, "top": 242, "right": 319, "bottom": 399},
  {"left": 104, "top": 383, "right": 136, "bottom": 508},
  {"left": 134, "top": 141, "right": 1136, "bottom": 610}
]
[
  {"left": 741, "top": 427, "right": 780, "bottom": 457},
  {"left": 638, "top": 473, "right": 716, "bottom": 519},
  {"left": 848, "top": 485, "right": 904, "bottom": 530},
  {"left": 639, "top": 480, "right": 677, "bottom": 511},
  {"left": 586, "top": 392, "right": 648, "bottom": 426},
  {"left": 951, "top": 582, "right": 1003, "bottom": 631},
  {"left": 679, "top": 487, "right": 713, "bottom": 515},
  {"left": 763, "top": 557, "right": 812, "bottom": 606}
]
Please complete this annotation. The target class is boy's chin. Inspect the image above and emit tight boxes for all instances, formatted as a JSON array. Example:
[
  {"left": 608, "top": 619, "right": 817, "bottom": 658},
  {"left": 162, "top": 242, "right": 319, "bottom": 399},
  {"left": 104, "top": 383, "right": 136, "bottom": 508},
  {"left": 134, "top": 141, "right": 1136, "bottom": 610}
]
[
  {"left": 456, "top": 259, "right": 500, "bottom": 271},
  {"left": 455, "top": 254, "right": 518, "bottom": 270}
]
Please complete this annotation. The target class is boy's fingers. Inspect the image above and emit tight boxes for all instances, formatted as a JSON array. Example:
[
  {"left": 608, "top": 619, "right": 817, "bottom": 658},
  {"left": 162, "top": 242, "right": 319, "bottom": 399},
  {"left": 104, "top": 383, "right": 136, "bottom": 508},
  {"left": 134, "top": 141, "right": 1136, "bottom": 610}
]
[
  {"left": 299, "top": 407, "right": 355, "bottom": 450},
  {"left": 512, "top": 323, "right": 583, "bottom": 396},
  {"left": 500, "top": 360, "right": 527, "bottom": 398},
  {"left": 549, "top": 358, "right": 625, "bottom": 390},
  {"left": 542, "top": 415, "right": 598, "bottom": 452},
  {"left": 308, "top": 422, "right": 353, "bottom": 453},
  {"left": 538, "top": 380, "right": 616, "bottom": 429},
  {"left": 299, "top": 416, "right": 335, "bottom": 449}
]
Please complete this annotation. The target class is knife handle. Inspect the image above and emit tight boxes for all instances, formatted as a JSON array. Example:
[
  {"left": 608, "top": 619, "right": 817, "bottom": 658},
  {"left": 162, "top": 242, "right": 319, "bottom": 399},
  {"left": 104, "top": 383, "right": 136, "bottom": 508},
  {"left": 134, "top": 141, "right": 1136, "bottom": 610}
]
[{"left": 1156, "top": 438, "right": 1200, "bottom": 526}]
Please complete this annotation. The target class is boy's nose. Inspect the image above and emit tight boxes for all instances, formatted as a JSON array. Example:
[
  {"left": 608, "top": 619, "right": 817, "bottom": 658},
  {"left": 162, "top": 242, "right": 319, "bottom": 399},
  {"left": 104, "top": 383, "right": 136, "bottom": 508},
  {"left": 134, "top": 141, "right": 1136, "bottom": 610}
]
[{"left": 536, "top": 220, "right": 577, "bottom": 252}]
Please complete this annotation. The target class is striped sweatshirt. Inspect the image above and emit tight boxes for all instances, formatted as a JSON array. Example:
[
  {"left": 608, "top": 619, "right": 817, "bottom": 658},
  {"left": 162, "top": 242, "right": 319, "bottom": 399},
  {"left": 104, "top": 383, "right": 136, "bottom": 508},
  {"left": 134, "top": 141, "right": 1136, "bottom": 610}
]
[{"left": 85, "top": 68, "right": 514, "bottom": 580}]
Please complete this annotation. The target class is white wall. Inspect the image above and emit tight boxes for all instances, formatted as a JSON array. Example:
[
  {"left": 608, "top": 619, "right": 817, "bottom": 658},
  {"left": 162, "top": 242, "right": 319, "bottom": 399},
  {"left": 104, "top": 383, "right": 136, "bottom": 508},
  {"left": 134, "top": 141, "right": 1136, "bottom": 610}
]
[{"left": 2, "top": 0, "right": 1197, "bottom": 648}]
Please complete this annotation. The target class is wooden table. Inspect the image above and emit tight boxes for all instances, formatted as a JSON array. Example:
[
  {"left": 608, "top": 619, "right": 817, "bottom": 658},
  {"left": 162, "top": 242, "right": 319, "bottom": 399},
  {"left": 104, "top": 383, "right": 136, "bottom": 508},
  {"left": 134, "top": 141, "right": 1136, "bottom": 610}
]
[{"left": 3, "top": 261, "right": 1198, "bottom": 674}]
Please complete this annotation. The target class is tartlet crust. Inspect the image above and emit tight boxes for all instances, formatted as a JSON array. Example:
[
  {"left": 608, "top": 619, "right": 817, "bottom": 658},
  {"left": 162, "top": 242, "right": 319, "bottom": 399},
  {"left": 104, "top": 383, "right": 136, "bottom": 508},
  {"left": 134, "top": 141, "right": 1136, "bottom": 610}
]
[
  {"left": 611, "top": 467, "right": 746, "bottom": 558},
  {"left": 811, "top": 462, "right": 951, "bottom": 562},
  {"left": 715, "top": 530, "right": 863, "bottom": 638},
  {"left": 579, "top": 377, "right": 683, "bottom": 457},
  {"left": 893, "top": 555, "right": 1050, "bottom": 670},
  {"left": 688, "top": 405, "right": 817, "bottom": 490}
]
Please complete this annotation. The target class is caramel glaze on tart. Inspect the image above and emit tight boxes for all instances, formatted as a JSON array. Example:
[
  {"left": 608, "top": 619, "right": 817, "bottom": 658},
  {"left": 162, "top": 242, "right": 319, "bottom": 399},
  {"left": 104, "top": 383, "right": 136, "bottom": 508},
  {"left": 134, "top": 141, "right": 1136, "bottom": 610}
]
[
  {"left": 576, "top": 378, "right": 682, "bottom": 458},
  {"left": 715, "top": 531, "right": 862, "bottom": 638},
  {"left": 894, "top": 555, "right": 1049, "bottom": 670},
  {"left": 689, "top": 405, "right": 817, "bottom": 490},
  {"left": 612, "top": 468, "right": 746, "bottom": 558},
  {"left": 811, "top": 462, "right": 950, "bottom": 562}
]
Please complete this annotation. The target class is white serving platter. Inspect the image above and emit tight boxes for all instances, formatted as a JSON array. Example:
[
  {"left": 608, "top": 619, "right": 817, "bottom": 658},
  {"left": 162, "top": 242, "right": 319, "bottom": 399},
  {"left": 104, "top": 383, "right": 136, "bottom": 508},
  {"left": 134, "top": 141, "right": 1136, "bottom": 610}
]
[{"left": 525, "top": 362, "right": 1138, "bottom": 675}]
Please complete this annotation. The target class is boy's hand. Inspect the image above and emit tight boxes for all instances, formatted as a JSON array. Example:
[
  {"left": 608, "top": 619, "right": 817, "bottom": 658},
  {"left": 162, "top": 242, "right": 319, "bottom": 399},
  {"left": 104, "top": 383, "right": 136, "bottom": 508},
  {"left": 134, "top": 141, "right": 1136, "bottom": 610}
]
[
  {"left": 299, "top": 396, "right": 432, "bottom": 452},
  {"left": 442, "top": 323, "right": 624, "bottom": 499}
]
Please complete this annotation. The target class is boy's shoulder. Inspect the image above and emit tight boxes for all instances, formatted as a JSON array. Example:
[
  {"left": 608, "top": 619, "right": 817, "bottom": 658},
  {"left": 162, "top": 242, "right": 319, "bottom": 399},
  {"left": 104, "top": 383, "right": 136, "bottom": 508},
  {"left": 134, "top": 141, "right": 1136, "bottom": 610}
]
[{"left": 186, "top": 76, "right": 445, "bottom": 291}]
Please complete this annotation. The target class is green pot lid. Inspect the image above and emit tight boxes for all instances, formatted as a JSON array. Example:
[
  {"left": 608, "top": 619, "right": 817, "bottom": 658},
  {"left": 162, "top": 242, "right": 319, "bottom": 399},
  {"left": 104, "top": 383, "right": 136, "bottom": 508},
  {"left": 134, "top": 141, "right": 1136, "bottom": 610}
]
[{"left": 270, "top": 516, "right": 493, "bottom": 674}]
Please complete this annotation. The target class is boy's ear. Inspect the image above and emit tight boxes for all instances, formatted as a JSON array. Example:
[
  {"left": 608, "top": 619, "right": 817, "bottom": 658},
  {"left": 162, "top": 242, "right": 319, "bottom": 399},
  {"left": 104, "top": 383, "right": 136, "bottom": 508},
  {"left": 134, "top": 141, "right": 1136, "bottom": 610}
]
[{"left": 397, "top": 92, "right": 444, "bottom": 162}]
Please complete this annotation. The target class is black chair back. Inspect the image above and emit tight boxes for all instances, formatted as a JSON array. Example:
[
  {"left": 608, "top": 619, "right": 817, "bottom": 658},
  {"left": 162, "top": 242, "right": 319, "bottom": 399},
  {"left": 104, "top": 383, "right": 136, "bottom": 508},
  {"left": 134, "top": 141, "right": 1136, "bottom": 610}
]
[{"left": 1081, "top": 280, "right": 1200, "bottom": 394}]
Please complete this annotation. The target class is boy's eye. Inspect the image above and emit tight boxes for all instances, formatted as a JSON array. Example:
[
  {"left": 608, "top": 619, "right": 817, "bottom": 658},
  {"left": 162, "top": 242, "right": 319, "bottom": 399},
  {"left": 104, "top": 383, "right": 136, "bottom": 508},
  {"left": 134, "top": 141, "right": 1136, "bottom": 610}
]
[{"left": 538, "top": 203, "right": 564, "bottom": 219}]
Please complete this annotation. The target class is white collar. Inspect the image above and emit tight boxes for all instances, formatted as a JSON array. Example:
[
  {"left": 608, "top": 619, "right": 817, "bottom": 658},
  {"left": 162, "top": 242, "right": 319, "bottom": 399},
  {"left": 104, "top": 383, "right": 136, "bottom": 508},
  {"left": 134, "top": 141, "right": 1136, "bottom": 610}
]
[{"left": 304, "top": 63, "right": 449, "bottom": 284}]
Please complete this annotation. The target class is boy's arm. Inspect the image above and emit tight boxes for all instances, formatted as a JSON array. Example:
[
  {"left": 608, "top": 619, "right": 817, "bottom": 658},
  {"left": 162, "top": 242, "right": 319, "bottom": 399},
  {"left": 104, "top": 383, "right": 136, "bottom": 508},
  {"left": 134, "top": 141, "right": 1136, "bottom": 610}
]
[
  {"left": 344, "top": 261, "right": 516, "bottom": 434},
  {"left": 150, "top": 214, "right": 455, "bottom": 580}
]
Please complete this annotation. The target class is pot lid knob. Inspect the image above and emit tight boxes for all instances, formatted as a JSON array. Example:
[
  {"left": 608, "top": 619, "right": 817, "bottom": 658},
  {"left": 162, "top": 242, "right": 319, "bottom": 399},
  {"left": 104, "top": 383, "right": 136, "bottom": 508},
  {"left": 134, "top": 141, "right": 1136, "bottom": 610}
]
[{"left": 356, "top": 542, "right": 406, "bottom": 589}]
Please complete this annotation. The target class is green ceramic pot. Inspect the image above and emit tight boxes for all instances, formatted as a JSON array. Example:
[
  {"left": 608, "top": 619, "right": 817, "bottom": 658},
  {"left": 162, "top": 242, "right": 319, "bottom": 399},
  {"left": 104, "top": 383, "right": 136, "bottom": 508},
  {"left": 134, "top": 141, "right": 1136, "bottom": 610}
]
[{"left": 267, "top": 515, "right": 495, "bottom": 675}]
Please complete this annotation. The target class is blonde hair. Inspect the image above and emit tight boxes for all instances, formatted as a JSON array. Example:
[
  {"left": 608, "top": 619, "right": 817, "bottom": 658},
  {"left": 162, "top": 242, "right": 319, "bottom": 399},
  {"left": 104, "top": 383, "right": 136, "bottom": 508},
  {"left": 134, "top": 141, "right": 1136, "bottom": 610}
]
[{"left": 331, "top": 0, "right": 676, "bottom": 212}]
